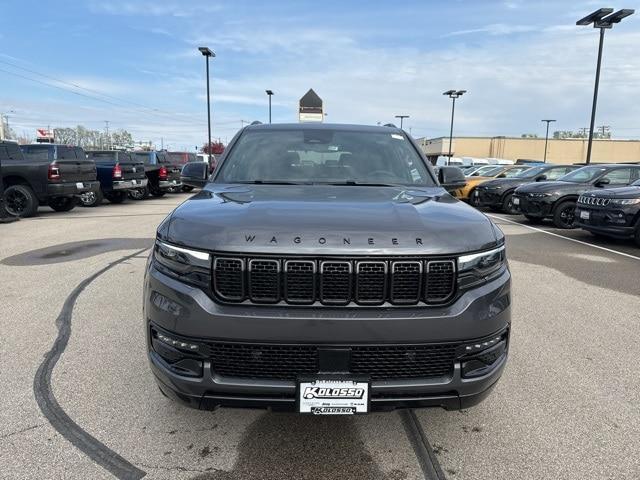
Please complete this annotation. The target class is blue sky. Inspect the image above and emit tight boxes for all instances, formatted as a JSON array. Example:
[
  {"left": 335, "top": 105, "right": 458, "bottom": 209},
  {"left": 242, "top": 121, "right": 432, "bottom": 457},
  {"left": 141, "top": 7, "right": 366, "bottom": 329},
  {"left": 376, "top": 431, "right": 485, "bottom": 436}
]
[{"left": 1, "top": 0, "right": 639, "bottom": 150}]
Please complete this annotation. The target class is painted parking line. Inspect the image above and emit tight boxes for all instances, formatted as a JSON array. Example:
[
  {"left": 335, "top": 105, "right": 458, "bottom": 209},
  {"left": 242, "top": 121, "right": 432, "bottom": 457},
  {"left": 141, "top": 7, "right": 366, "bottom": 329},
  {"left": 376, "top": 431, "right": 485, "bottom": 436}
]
[{"left": 487, "top": 214, "right": 640, "bottom": 262}]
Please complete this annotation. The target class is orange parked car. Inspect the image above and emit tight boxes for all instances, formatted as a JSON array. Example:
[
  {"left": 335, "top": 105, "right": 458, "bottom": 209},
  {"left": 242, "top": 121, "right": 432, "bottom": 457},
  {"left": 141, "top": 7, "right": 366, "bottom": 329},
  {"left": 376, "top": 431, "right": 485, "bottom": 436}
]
[{"left": 454, "top": 165, "right": 532, "bottom": 202}]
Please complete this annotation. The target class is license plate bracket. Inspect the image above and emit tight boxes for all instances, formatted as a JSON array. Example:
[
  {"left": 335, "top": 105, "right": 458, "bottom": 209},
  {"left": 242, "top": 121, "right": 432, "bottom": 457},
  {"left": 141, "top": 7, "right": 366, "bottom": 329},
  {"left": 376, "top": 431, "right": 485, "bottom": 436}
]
[
  {"left": 580, "top": 210, "right": 590, "bottom": 220},
  {"left": 297, "top": 377, "right": 370, "bottom": 415}
]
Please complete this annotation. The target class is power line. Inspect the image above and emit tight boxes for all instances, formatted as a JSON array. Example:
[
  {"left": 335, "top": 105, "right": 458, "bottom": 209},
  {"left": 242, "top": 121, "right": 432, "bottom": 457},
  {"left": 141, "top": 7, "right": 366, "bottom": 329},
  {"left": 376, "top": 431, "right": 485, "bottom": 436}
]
[{"left": 0, "top": 64, "right": 207, "bottom": 128}]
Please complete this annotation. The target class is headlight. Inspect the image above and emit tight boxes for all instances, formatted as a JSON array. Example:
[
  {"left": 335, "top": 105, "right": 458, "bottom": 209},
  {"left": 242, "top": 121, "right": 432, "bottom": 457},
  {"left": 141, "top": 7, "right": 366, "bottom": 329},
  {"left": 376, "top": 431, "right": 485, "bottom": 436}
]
[
  {"left": 610, "top": 198, "right": 640, "bottom": 206},
  {"left": 153, "top": 241, "right": 211, "bottom": 288},
  {"left": 528, "top": 192, "right": 552, "bottom": 198},
  {"left": 457, "top": 245, "right": 506, "bottom": 288}
]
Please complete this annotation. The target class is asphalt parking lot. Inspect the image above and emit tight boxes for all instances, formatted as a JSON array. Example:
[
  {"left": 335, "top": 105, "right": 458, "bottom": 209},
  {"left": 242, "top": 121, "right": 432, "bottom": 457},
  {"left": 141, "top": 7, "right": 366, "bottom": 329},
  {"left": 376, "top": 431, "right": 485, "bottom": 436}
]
[{"left": 1, "top": 195, "right": 639, "bottom": 480}]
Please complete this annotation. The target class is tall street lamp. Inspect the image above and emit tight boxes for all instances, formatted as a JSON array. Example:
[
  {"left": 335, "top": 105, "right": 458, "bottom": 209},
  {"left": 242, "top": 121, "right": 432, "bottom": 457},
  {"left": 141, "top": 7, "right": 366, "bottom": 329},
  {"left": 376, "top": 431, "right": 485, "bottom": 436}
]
[
  {"left": 541, "top": 119, "right": 556, "bottom": 163},
  {"left": 443, "top": 90, "right": 466, "bottom": 163},
  {"left": 198, "top": 46, "right": 215, "bottom": 161},
  {"left": 394, "top": 115, "right": 409, "bottom": 130},
  {"left": 577, "top": 8, "right": 634, "bottom": 164},
  {"left": 265, "top": 90, "right": 274, "bottom": 124}
]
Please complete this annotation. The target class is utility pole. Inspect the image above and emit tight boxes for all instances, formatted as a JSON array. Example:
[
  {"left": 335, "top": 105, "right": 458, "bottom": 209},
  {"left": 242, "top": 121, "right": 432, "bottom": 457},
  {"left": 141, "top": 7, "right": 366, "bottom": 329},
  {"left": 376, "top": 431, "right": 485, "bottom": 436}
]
[
  {"left": 541, "top": 119, "right": 556, "bottom": 163},
  {"left": 597, "top": 125, "right": 610, "bottom": 138},
  {"left": 104, "top": 121, "right": 110, "bottom": 149}
]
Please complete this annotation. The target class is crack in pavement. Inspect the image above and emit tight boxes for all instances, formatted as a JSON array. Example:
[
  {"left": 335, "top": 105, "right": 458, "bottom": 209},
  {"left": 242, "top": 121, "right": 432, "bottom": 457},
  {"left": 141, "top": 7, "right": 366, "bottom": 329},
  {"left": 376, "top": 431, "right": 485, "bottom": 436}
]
[
  {"left": 0, "top": 423, "right": 46, "bottom": 440},
  {"left": 32, "top": 248, "right": 150, "bottom": 480}
]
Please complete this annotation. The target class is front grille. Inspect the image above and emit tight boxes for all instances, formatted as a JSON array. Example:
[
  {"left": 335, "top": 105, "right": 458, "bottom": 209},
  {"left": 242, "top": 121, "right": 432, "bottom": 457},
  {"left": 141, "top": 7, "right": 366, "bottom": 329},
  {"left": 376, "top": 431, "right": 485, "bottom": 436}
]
[
  {"left": 578, "top": 195, "right": 611, "bottom": 207},
  {"left": 207, "top": 342, "right": 458, "bottom": 380},
  {"left": 212, "top": 255, "right": 456, "bottom": 306}
]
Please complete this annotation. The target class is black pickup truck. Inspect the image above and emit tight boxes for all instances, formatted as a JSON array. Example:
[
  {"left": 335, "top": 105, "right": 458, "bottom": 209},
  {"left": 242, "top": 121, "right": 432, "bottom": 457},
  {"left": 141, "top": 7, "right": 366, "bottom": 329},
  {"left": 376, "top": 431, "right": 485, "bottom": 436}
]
[
  {"left": 0, "top": 141, "right": 99, "bottom": 217},
  {"left": 83, "top": 150, "right": 148, "bottom": 206},
  {"left": 129, "top": 151, "right": 182, "bottom": 200}
]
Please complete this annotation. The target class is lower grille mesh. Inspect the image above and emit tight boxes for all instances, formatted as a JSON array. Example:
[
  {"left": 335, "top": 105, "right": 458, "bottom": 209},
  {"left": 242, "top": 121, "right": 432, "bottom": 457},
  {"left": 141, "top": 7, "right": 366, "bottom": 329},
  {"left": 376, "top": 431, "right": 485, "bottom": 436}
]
[{"left": 207, "top": 342, "right": 458, "bottom": 380}]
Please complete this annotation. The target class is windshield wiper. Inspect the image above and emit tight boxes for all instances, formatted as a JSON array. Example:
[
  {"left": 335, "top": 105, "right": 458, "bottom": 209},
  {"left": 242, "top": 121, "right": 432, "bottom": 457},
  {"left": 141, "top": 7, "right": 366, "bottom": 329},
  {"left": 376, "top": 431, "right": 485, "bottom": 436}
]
[
  {"left": 233, "top": 180, "right": 304, "bottom": 185},
  {"left": 319, "top": 181, "right": 405, "bottom": 187}
]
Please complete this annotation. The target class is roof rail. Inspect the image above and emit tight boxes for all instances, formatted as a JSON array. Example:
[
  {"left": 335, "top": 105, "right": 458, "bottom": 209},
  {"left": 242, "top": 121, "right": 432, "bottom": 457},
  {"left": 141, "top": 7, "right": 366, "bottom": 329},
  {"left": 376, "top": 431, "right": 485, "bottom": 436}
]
[
  {"left": 383, "top": 123, "right": 397, "bottom": 128},
  {"left": 250, "top": 120, "right": 262, "bottom": 125}
]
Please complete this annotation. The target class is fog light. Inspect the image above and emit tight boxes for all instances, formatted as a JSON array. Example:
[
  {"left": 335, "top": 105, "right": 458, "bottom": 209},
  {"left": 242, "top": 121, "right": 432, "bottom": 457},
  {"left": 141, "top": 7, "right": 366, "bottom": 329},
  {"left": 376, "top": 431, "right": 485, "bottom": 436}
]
[
  {"left": 157, "top": 332, "right": 199, "bottom": 351},
  {"left": 464, "top": 335, "right": 502, "bottom": 353},
  {"left": 461, "top": 340, "right": 507, "bottom": 378}
]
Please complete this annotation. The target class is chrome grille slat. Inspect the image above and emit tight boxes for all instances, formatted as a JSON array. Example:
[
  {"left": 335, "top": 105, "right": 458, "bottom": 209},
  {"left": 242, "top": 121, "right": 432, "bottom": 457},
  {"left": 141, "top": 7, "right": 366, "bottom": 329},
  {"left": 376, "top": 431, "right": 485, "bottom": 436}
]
[{"left": 212, "top": 256, "right": 456, "bottom": 306}]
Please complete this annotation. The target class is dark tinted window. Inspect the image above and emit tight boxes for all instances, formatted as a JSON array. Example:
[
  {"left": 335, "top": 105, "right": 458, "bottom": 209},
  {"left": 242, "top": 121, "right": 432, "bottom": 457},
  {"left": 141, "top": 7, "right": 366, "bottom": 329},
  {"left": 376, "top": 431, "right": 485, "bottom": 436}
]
[
  {"left": 217, "top": 128, "right": 435, "bottom": 186},
  {"left": 133, "top": 152, "right": 153, "bottom": 165},
  {"left": 0, "top": 143, "right": 24, "bottom": 160},
  {"left": 156, "top": 152, "right": 170, "bottom": 164},
  {"left": 56, "top": 146, "right": 77, "bottom": 159},
  {"left": 20, "top": 145, "right": 51, "bottom": 160},
  {"left": 88, "top": 151, "right": 117, "bottom": 163}
]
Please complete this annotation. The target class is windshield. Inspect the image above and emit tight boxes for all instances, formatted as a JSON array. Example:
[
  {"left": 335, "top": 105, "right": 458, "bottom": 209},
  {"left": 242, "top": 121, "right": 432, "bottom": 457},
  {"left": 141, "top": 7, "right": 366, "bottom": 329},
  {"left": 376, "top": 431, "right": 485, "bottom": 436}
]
[
  {"left": 216, "top": 128, "right": 436, "bottom": 186},
  {"left": 557, "top": 166, "right": 607, "bottom": 183},
  {"left": 471, "top": 166, "right": 503, "bottom": 177},
  {"left": 514, "top": 166, "right": 547, "bottom": 178},
  {"left": 502, "top": 166, "right": 531, "bottom": 178}
]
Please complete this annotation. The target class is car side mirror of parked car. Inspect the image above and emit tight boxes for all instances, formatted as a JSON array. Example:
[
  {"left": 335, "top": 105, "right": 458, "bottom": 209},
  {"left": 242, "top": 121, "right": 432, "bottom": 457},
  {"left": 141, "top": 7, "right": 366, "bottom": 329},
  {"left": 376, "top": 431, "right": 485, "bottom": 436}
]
[
  {"left": 181, "top": 162, "right": 209, "bottom": 188},
  {"left": 594, "top": 178, "right": 610, "bottom": 187},
  {"left": 497, "top": 173, "right": 506, "bottom": 178},
  {"left": 535, "top": 175, "right": 547, "bottom": 182},
  {"left": 438, "top": 166, "right": 467, "bottom": 193}
]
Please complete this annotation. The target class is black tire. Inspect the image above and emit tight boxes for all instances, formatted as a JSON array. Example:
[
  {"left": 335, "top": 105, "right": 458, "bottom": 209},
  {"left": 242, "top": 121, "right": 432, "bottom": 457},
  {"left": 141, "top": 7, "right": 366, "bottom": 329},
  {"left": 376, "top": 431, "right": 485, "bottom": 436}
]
[
  {"left": 150, "top": 186, "right": 166, "bottom": 198},
  {"left": 4, "top": 184, "right": 39, "bottom": 217},
  {"left": 128, "top": 186, "right": 149, "bottom": 200},
  {"left": 79, "top": 189, "right": 103, "bottom": 207},
  {"left": 49, "top": 197, "right": 77, "bottom": 213},
  {"left": 182, "top": 185, "right": 194, "bottom": 193},
  {"left": 502, "top": 193, "right": 518, "bottom": 214},
  {"left": 524, "top": 215, "right": 544, "bottom": 224},
  {"left": 105, "top": 191, "right": 127, "bottom": 204},
  {"left": 634, "top": 225, "right": 640, "bottom": 248},
  {"left": 553, "top": 200, "right": 577, "bottom": 229}
]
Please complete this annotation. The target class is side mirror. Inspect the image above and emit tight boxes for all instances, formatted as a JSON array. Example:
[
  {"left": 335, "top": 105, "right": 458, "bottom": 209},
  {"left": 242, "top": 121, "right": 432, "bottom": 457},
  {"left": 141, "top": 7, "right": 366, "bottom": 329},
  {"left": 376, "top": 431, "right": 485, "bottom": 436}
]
[
  {"left": 438, "top": 166, "right": 467, "bottom": 193},
  {"left": 535, "top": 175, "right": 547, "bottom": 182},
  {"left": 181, "top": 162, "right": 209, "bottom": 188},
  {"left": 497, "top": 174, "right": 506, "bottom": 178},
  {"left": 595, "top": 178, "right": 610, "bottom": 187}
]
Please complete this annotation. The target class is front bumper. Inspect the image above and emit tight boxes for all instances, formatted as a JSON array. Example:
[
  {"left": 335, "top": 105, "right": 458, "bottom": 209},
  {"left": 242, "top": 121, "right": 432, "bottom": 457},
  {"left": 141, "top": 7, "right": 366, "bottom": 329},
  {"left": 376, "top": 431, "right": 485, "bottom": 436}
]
[
  {"left": 113, "top": 178, "right": 148, "bottom": 190},
  {"left": 575, "top": 206, "right": 638, "bottom": 238},
  {"left": 475, "top": 189, "right": 504, "bottom": 208},
  {"left": 515, "top": 195, "right": 554, "bottom": 218},
  {"left": 159, "top": 179, "right": 182, "bottom": 189},
  {"left": 47, "top": 180, "right": 101, "bottom": 197},
  {"left": 144, "top": 263, "right": 511, "bottom": 412}
]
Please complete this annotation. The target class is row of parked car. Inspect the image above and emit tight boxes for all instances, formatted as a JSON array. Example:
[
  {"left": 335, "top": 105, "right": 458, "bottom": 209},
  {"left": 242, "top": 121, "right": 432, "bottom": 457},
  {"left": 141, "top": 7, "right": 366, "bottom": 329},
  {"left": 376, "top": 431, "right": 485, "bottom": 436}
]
[
  {"left": 452, "top": 162, "right": 640, "bottom": 246},
  {"left": 0, "top": 141, "right": 205, "bottom": 217}
]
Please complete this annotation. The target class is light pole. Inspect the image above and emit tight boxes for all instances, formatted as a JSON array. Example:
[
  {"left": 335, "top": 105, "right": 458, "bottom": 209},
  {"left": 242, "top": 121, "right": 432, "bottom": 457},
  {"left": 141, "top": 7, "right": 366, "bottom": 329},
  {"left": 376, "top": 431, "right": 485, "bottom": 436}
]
[
  {"left": 443, "top": 90, "right": 466, "bottom": 163},
  {"left": 265, "top": 90, "right": 274, "bottom": 124},
  {"left": 198, "top": 46, "right": 216, "bottom": 162},
  {"left": 541, "top": 119, "right": 556, "bottom": 163},
  {"left": 577, "top": 8, "right": 634, "bottom": 164},
  {"left": 395, "top": 115, "right": 409, "bottom": 130}
]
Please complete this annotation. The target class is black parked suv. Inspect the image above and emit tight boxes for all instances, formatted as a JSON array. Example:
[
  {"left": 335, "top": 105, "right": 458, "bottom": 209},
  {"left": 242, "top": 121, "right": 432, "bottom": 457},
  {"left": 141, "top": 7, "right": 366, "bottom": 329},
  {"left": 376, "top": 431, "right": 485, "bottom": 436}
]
[
  {"left": 1, "top": 141, "right": 99, "bottom": 217},
  {"left": 575, "top": 179, "right": 640, "bottom": 246},
  {"left": 473, "top": 164, "right": 579, "bottom": 214},
  {"left": 144, "top": 123, "right": 511, "bottom": 414},
  {"left": 515, "top": 165, "right": 640, "bottom": 228}
]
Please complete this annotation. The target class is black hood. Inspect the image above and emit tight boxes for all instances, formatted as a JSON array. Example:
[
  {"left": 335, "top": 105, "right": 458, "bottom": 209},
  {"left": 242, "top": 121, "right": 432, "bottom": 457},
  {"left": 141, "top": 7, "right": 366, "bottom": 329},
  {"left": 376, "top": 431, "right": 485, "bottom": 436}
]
[
  {"left": 160, "top": 184, "right": 501, "bottom": 255},
  {"left": 582, "top": 185, "right": 640, "bottom": 199}
]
